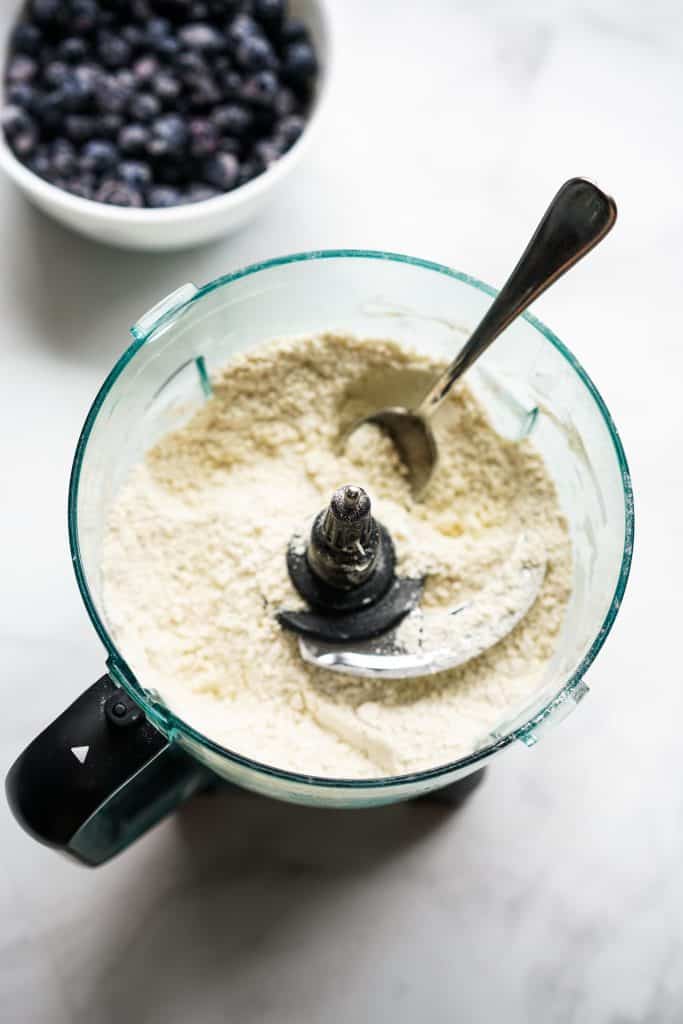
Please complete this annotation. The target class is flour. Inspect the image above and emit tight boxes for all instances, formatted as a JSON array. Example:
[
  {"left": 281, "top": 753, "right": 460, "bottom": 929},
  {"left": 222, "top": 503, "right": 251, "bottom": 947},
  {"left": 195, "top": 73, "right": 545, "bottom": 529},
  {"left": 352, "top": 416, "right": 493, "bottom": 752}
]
[{"left": 102, "top": 333, "right": 572, "bottom": 779}]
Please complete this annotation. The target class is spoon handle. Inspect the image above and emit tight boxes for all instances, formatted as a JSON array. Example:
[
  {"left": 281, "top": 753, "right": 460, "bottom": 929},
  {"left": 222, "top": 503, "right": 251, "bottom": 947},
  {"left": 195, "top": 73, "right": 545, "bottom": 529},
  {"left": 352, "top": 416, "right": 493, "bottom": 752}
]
[{"left": 417, "top": 177, "right": 617, "bottom": 418}]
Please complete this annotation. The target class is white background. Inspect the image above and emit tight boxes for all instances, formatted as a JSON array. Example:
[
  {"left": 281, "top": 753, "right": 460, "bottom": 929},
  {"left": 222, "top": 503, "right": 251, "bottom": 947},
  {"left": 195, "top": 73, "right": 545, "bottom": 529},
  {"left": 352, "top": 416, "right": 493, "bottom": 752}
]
[{"left": 2, "top": 1, "right": 681, "bottom": 1021}]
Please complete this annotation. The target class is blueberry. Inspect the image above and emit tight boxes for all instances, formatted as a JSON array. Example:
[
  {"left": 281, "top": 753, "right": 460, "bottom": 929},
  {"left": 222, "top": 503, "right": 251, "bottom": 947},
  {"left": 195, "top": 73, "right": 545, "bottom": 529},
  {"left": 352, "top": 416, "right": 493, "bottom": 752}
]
[
  {"left": 131, "top": 0, "right": 153, "bottom": 19},
  {"left": 118, "top": 122, "right": 149, "bottom": 154},
  {"left": 187, "top": 74, "right": 221, "bottom": 109},
  {"left": 147, "top": 17, "right": 172, "bottom": 40},
  {"left": 44, "top": 61, "right": 71, "bottom": 88},
  {"left": 98, "top": 34, "right": 132, "bottom": 69},
  {"left": 65, "top": 114, "right": 97, "bottom": 142},
  {"left": 70, "top": 0, "right": 98, "bottom": 33},
  {"left": 95, "top": 179, "right": 144, "bottom": 207},
  {"left": 30, "top": 0, "right": 60, "bottom": 23},
  {"left": 280, "top": 17, "right": 311, "bottom": 45},
  {"left": 152, "top": 113, "right": 188, "bottom": 150},
  {"left": 217, "top": 135, "right": 241, "bottom": 156},
  {"left": 177, "top": 50, "right": 207, "bottom": 78},
  {"left": 240, "top": 70, "right": 279, "bottom": 107},
  {"left": 202, "top": 151, "right": 239, "bottom": 190},
  {"left": 2, "top": 105, "right": 30, "bottom": 135},
  {"left": 81, "top": 139, "right": 119, "bottom": 172},
  {"left": 7, "top": 57, "right": 38, "bottom": 84},
  {"left": 133, "top": 56, "right": 160, "bottom": 84},
  {"left": 12, "top": 122, "right": 38, "bottom": 157},
  {"left": 122, "top": 25, "right": 146, "bottom": 50},
  {"left": 99, "top": 113, "right": 124, "bottom": 139},
  {"left": 212, "top": 103, "right": 252, "bottom": 137},
  {"left": 147, "top": 184, "right": 181, "bottom": 207},
  {"left": 29, "top": 146, "right": 52, "bottom": 178},
  {"left": 227, "top": 14, "right": 259, "bottom": 47},
  {"left": 117, "top": 159, "right": 152, "bottom": 187},
  {"left": 58, "top": 38, "right": 88, "bottom": 63},
  {"left": 95, "top": 75, "right": 132, "bottom": 115},
  {"left": 155, "top": 35, "right": 181, "bottom": 58},
  {"left": 146, "top": 18, "right": 179, "bottom": 56},
  {"left": 73, "top": 64, "right": 100, "bottom": 94},
  {"left": 221, "top": 70, "right": 243, "bottom": 98},
  {"left": 12, "top": 22, "right": 42, "bottom": 56},
  {"left": 153, "top": 73, "right": 181, "bottom": 103},
  {"left": 253, "top": 0, "right": 285, "bottom": 31},
  {"left": 237, "top": 157, "right": 261, "bottom": 186},
  {"left": 36, "top": 90, "right": 67, "bottom": 127},
  {"left": 188, "top": 117, "right": 218, "bottom": 157},
  {"left": 236, "top": 34, "right": 276, "bottom": 71},
  {"left": 276, "top": 113, "right": 305, "bottom": 149},
  {"left": 60, "top": 77, "right": 92, "bottom": 113},
  {"left": 274, "top": 86, "right": 297, "bottom": 117},
  {"left": 50, "top": 138, "right": 77, "bottom": 176},
  {"left": 283, "top": 42, "right": 318, "bottom": 83},
  {"left": 129, "top": 92, "right": 162, "bottom": 121},
  {"left": 65, "top": 178, "right": 92, "bottom": 200},
  {"left": 186, "top": 182, "right": 220, "bottom": 202},
  {"left": 7, "top": 84, "right": 36, "bottom": 111},
  {"left": 116, "top": 70, "right": 136, "bottom": 92},
  {"left": 178, "top": 24, "right": 225, "bottom": 52},
  {"left": 145, "top": 137, "right": 165, "bottom": 158},
  {"left": 253, "top": 137, "right": 283, "bottom": 167}
]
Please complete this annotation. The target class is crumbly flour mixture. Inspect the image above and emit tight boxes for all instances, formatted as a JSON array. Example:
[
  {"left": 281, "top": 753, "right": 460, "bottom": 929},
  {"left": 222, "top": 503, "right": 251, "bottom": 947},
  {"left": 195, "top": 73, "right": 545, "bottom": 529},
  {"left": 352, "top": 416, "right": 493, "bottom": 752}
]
[{"left": 103, "top": 333, "right": 572, "bottom": 778}]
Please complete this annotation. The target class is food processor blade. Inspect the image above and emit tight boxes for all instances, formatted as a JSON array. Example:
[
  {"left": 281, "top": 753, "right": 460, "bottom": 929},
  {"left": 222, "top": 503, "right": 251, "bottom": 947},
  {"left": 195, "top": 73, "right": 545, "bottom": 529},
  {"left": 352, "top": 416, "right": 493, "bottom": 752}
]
[{"left": 297, "top": 533, "right": 546, "bottom": 679}]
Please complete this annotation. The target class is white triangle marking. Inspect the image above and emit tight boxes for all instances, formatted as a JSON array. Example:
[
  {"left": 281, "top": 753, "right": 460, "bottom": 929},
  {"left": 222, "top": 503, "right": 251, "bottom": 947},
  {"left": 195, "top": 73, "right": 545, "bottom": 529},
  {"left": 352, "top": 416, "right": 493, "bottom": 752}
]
[{"left": 71, "top": 745, "right": 89, "bottom": 765}]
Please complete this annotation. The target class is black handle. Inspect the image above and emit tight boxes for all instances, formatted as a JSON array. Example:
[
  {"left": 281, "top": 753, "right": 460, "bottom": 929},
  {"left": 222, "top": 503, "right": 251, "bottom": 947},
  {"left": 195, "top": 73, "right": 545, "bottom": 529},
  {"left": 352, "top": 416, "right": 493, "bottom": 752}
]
[{"left": 6, "top": 675, "right": 213, "bottom": 866}]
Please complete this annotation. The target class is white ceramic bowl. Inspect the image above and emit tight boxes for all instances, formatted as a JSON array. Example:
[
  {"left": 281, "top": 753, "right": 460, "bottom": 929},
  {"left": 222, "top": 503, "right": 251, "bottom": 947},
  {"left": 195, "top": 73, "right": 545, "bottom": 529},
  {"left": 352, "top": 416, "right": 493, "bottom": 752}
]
[{"left": 0, "top": 0, "right": 331, "bottom": 251}]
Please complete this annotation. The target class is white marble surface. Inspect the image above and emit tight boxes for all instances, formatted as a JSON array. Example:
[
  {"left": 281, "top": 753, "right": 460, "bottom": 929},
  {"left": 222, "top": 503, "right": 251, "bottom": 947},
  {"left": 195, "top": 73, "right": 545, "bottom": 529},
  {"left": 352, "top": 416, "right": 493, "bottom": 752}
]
[{"left": 1, "top": 1, "right": 681, "bottom": 1021}]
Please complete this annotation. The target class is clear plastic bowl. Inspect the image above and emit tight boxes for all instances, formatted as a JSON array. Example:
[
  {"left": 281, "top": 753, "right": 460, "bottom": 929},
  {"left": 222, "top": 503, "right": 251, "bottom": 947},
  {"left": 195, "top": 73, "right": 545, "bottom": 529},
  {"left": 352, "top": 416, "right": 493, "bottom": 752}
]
[{"left": 70, "top": 250, "right": 634, "bottom": 807}]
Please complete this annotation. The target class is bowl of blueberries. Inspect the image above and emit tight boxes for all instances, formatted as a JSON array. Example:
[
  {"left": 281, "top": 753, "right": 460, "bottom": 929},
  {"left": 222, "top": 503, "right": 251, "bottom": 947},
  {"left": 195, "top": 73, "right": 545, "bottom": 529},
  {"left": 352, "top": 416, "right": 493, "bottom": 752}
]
[{"left": 0, "top": 0, "right": 330, "bottom": 250}]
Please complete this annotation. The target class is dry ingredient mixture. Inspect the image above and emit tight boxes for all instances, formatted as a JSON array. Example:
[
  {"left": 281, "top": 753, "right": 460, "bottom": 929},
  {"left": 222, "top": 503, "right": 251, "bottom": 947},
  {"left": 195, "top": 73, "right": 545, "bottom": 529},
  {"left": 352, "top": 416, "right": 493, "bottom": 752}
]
[{"left": 102, "top": 333, "right": 572, "bottom": 778}]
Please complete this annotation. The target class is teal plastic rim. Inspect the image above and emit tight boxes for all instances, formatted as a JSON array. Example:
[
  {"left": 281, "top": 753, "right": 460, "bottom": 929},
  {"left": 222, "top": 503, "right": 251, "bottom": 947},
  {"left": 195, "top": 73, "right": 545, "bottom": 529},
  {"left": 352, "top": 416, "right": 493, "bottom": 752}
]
[{"left": 68, "top": 249, "right": 635, "bottom": 790}]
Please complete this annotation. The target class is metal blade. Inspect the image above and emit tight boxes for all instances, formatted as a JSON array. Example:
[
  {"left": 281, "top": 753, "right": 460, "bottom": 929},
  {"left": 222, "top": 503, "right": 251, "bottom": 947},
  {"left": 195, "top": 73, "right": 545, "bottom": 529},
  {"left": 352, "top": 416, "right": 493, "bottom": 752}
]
[{"left": 298, "top": 533, "right": 546, "bottom": 679}]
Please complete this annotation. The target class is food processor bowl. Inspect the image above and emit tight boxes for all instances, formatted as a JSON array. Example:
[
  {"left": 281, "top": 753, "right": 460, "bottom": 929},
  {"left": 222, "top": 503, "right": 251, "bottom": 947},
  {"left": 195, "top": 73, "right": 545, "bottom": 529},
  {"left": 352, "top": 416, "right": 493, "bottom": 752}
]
[{"left": 7, "top": 251, "right": 634, "bottom": 864}]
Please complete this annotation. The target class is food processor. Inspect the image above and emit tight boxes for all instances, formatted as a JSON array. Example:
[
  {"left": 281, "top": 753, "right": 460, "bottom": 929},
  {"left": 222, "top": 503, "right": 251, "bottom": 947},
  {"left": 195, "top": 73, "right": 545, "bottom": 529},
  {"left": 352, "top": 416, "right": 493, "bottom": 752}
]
[{"left": 6, "top": 250, "right": 634, "bottom": 866}]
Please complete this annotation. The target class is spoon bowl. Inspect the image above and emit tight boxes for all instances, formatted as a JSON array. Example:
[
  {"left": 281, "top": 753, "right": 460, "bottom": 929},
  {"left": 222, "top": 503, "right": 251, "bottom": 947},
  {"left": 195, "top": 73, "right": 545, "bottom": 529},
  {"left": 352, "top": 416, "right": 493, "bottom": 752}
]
[
  {"left": 345, "top": 178, "right": 617, "bottom": 496},
  {"left": 356, "top": 407, "right": 438, "bottom": 498}
]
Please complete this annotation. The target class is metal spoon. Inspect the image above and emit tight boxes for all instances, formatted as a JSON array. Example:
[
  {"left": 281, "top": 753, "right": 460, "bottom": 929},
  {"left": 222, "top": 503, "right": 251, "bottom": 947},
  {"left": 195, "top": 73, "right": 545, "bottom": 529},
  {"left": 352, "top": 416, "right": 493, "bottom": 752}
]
[{"left": 347, "top": 178, "right": 617, "bottom": 496}]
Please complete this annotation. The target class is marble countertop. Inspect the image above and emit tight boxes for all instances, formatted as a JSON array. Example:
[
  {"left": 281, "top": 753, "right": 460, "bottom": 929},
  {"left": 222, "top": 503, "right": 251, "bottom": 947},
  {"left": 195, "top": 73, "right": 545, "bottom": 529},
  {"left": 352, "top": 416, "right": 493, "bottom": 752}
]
[{"left": 2, "top": 1, "right": 680, "bottom": 1021}]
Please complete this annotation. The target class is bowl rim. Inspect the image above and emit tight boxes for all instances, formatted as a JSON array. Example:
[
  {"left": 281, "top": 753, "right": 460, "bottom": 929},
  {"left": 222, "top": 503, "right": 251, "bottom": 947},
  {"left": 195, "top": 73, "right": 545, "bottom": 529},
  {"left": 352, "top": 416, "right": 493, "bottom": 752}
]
[
  {"left": 68, "top": 248, "right": 635, "bottom": 790},
  {"left": 0, "top": 0, "right": 332, "bottom": 224}
]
